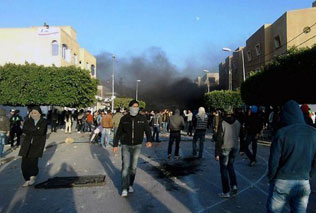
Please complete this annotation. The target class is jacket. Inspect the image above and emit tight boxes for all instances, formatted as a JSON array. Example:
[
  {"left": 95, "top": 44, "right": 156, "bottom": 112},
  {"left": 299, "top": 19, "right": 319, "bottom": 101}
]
[
  {"left": 245, "top": 113, "right": 263, "bottom": 135},
  {"left": 114, "top": 113, "right": 151, "bottom": 147},
  {"left": 101, "top": 114, "right": 113, "bottom": 128},
  {"left": 194, "top": 114, "right": 208, "bottom": 131},
  {"left": 18, "top": 117, "right": 48, "bottom": 158},
  {"left": 112, "top": 112, "right": 123, "bottom": 128},
  {"left": 268, "top": 100, "right": 316, "bottom": 182},
  {"left": 215, "top": 116, "right": 241, "bottom": 156},
  {"left": 0, "top": 108, "right": 10, "bottom": 132},
  {"left": 168, "top": 109, "right": 185, "bottom": 132}
]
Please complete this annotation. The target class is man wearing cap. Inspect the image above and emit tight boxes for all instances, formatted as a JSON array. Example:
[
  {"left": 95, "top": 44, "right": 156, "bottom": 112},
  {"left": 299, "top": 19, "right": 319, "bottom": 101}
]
[
  {"left": 18, "top": 106, "right": 48, "bottom": 186},
  {"left": 113, "top": 100, "right": 152, "bottom": 197},
  {"left": 215, "top": 107, "right": 241, "bottom": 198}
]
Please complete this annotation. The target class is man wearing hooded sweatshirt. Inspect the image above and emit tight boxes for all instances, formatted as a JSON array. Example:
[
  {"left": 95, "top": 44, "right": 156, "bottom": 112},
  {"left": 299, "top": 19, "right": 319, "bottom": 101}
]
[
  {"left": 167, "top": 109, "right": 185, "bottom": 159},
  {"left": 192, "top": 107, "right": 208, "bottom": 158},
  {"left": 266, "top": 100, "right": 316, "bottom": 213},
  {"left": 215, "top": 107, "right": 241, "bottom": 198},
  {"left": 113, "top": 100, "right": 152, "bottom": 197}
]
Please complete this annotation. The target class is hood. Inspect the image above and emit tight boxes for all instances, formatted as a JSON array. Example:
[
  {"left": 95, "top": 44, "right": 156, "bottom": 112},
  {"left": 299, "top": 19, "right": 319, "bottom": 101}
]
[
  {"left": 0, "top": 108, "right": 7, "bottom": 116},
  {"left": 174, "top": 109, "right": 180, "bottom": 115},
  {"left": 281, "top": 100, "right": 305, "bottom": 126},
  {"left": 223, "top": 116, "right": 236, "bottom": 125}
]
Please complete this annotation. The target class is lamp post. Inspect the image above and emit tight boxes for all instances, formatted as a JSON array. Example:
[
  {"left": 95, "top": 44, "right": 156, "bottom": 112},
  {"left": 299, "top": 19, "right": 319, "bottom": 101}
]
[
  {"left": 112, "top": 55, "right": 115, "bottom": 113},
  {"left": 136, "top": 80, "right": 141, "bottom": 100},
  {"left": 222, "top": 47, "right": 246, "bottom": 82},
  {"left": 203, "top": 70, "right": 210, "bottom": 92}
]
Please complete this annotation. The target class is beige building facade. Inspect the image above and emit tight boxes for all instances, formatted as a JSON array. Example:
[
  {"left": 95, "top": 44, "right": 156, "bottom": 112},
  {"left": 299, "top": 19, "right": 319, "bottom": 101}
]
[
  {"left": 0, "top": 25, "right": 96, "bottom": 78},
  {"left": 220, "top": 5, "right": 316, "bottom": 91}
]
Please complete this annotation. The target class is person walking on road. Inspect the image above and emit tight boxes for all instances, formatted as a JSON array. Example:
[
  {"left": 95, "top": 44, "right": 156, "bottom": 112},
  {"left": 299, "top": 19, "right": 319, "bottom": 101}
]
[
  {"left": 0, "top": 108, "right": 10, "bottom": 158},
  {"left": 18, "top": 106, "right": 48, "bottom": 187},
  {"left": 101, "top": 110, "right": 113, "bottom": 148},
  {"left": 167, "top": 109, "right": 185, "bottom": 160},
  {"left": 192, "top": 107, "right": 208, "bottom": 158},
  {"left": 112, "top": 108, "right": 123, "bottom": 144},
  {"left": 184, "top": 110, "right": 193, "bottom": 136},
  {"left": 113, "top": 100, "right": 152, "bottom": 197},
  {"left": 215, "top": 107, "right": 241, "bottom": 198},
  {"left": 243, "top": 106, "right": 263, "bottom": 166},
  {"left": 266, "top": 100, "right": 316, "bottom": 213},
  {"left": 9, "top": 110, "right": 23, "bottom": 148}
]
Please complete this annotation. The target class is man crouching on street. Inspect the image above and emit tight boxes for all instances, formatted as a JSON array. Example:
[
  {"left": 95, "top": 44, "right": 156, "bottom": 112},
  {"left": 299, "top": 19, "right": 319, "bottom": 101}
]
[{"left": 113, "top": 100, "right": 152, "bottom": 197}]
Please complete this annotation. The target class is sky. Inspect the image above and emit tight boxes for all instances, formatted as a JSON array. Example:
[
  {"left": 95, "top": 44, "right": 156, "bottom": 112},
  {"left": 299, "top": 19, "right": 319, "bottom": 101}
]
[{"left": 0, "top": 0, "right": 315, "bottom": 75}]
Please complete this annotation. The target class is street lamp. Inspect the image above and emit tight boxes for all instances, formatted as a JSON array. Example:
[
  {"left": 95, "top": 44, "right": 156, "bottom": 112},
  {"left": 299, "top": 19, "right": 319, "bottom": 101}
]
[
  {"left": 112, "top": 55, "right": 115, "bottom": 113},
  {"left": 222, "top": 47, "right": 246, "bottom": 82},
  {"left": 203, "top": 70, "right": 210, "bottom": 92},
  {"left": 136, "top": 80, "right": 141, "bottom": 100}
]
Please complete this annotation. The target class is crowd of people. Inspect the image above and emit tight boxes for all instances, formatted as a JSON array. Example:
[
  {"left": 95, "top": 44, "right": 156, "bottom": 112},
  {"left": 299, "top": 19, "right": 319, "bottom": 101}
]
[{"left": 0, "top": 100, "right": 316, "bottom": 212}]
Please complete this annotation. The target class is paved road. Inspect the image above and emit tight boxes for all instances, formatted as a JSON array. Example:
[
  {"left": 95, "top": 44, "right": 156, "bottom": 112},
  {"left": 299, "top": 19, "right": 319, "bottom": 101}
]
[{"left": 0, "top": 130, "right": 316, "bottom": 213}]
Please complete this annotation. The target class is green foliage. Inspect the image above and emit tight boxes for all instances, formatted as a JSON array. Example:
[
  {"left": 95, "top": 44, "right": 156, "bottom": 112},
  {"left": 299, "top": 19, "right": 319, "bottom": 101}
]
[
  {"left": 203, "top": 90, "right": 243, "bottom": 110},
  {"left": 114, "top": 98, "right": 146, "bottom": 109},
  {"left": 0, "top": 63, "right": 98, "bottom": 107},
  {"left": 241, "top": 45, "right": 315, "bottom": 105}
]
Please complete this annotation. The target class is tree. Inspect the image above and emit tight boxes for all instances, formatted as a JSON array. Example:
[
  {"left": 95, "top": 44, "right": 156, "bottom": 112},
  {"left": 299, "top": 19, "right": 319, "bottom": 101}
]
[
  {"left": 203, "top": 90, "right": 243, "bottom": 110},
  {"left": 0, "top": 63, "right": 99, "bottom": 107},
  {"left": 114, "top": 98, "right": 146, "bottom": 109},
  {"left": 240, "top": 46, "right": 315, "bottom": 105}
]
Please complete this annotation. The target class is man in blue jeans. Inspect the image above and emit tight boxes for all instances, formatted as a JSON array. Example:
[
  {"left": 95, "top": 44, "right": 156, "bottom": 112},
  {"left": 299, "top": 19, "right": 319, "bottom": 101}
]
[
  {"left": 192, "top": 107, "right": 208, "bottom": 158},
  {"left": 215, "top": 107, "right": 241, "bottom": 198},
  {"left": 113, "top": 100, "right": 152, "bottom": 197},
  {"left": 267, "top": 100, "right": 316, "bottom": 213},
  {"left": 0, "top": 108, "right": 10, "bottom": 158}
]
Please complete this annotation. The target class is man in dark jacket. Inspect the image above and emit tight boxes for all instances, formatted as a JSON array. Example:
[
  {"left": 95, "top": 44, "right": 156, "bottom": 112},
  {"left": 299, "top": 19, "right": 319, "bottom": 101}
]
[
  {"left": 113, "top": 100, "right": 152, "bottom": 197},
  {"left": 266, "top": 100, "right": 316, "bottom": 213},
  {"left": 18, "top": 106, "right": 48, "bottom": 186},
  {"left": 243, "top": 106, "right": 263, "bottom": 166},
  {"left": 215, "top": 107, "right": 241, "bottom": 198},
  {"left": 9, "top": 110, "right": 23, "bottom": 148},
  {"left": 167, "top": 109, "right": 185, "bottom": 159}
]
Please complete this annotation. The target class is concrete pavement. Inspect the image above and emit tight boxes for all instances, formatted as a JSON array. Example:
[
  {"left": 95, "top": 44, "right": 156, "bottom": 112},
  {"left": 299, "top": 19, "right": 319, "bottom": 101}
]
[{"left": 0, "top": 129, "right": 316, "bottom": 213}]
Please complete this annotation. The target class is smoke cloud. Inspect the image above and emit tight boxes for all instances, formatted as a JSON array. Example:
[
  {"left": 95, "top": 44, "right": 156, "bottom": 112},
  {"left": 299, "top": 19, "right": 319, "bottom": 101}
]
[{"left": 96, "top": 47, "right": 208, "bottom": 110}]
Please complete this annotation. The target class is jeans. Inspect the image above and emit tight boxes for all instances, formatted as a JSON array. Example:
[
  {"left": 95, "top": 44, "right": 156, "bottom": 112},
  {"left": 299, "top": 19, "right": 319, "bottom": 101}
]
[
  {"left": 168, "top": 132, "right": 181, "bottom": 156},
  {"left": 244, "top": 134, "right": 257, "bottom": 161},
  {"left": 219, "top": 148, "right": 238, "bottom": 193},
  {"left": 121, "top": 144, "right": 142, "bottom": 190},
  {"left": 162, "top": 122, "right": 168, "bottom": 133},
  {"left": 152, "top": 126, "right": 160, "bottom": 142},
  {"left": 0, "top": 133, "right": 6, "bottom": 158},
  {"left": 192, "top": 130, "right": 206, "bottom": 158},
  {"left": 266, "top": 179, "right": 311, "bottom": 213},
  {"left": 100, "top": 128, "right": 111, "bottom": 147}
]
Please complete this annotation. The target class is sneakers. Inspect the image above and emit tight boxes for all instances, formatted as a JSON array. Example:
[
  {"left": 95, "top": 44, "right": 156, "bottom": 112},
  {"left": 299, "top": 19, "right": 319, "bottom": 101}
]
[
  {"left": 239, "top": 151, "right": 244, "bottom": 156},
  {"left": 218, "top": 192, "right": 231, "bottom": 198},
  {"left": 121, "top": 190, "right": 128, "bottom": 197},
  {"left": 231, "top": 185, "right": 238, "bottom": 196},
  {"left": 28, "top": 176, "right": 36, "bottom": 186},
  {"left": 22, "top": 181, "right": 30, "bottom": 187},
  {"left": 129, "top": 186, "right": 134, "bottom": 193},
  {"left": 175, "top": 156, "right": 180, "bottom": 160},
  {"left": 249, "top": 160, "right": 257, "bottom": 167},
  {"left": 168, "top": 154, "right": 172, "bottom": 160}
]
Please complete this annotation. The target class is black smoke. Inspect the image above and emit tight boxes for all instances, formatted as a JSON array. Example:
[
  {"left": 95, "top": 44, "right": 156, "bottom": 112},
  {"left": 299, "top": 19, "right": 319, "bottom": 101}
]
[{"left": 96, "top": 47, "right": 207, "bottom": 110}]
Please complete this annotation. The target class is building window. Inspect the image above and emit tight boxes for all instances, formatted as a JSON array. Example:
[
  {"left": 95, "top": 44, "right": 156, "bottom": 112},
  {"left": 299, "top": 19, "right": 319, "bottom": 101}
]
[
  {"left": 255, "top": 43, "right": 261, "bottom": 56},
  {"left": 62, "top": 44, "right": 68, "bottom": 59},
  {"left": 74, "top": 54, "right": 78, "bottom": 65},
  {"left": 247, "top": 50, "right": 252, "bottom": 62},
  {"left": 79, "top": 60, "right": 82, "bottom": 64},
  {"left": 274, "top": 35, "right": 281, "bottom": 49},
  {"left": 52, "top": 41, "right": 59, "bottom": 56},
  {"left": 91, "top": 65, "right": 95, "bottom": 76}
]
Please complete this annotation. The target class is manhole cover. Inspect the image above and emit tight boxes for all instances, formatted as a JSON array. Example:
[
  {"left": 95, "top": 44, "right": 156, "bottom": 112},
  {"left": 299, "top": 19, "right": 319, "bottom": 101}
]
[{"left": 35, "top": 175, "right": 106, "bottom": 189}]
